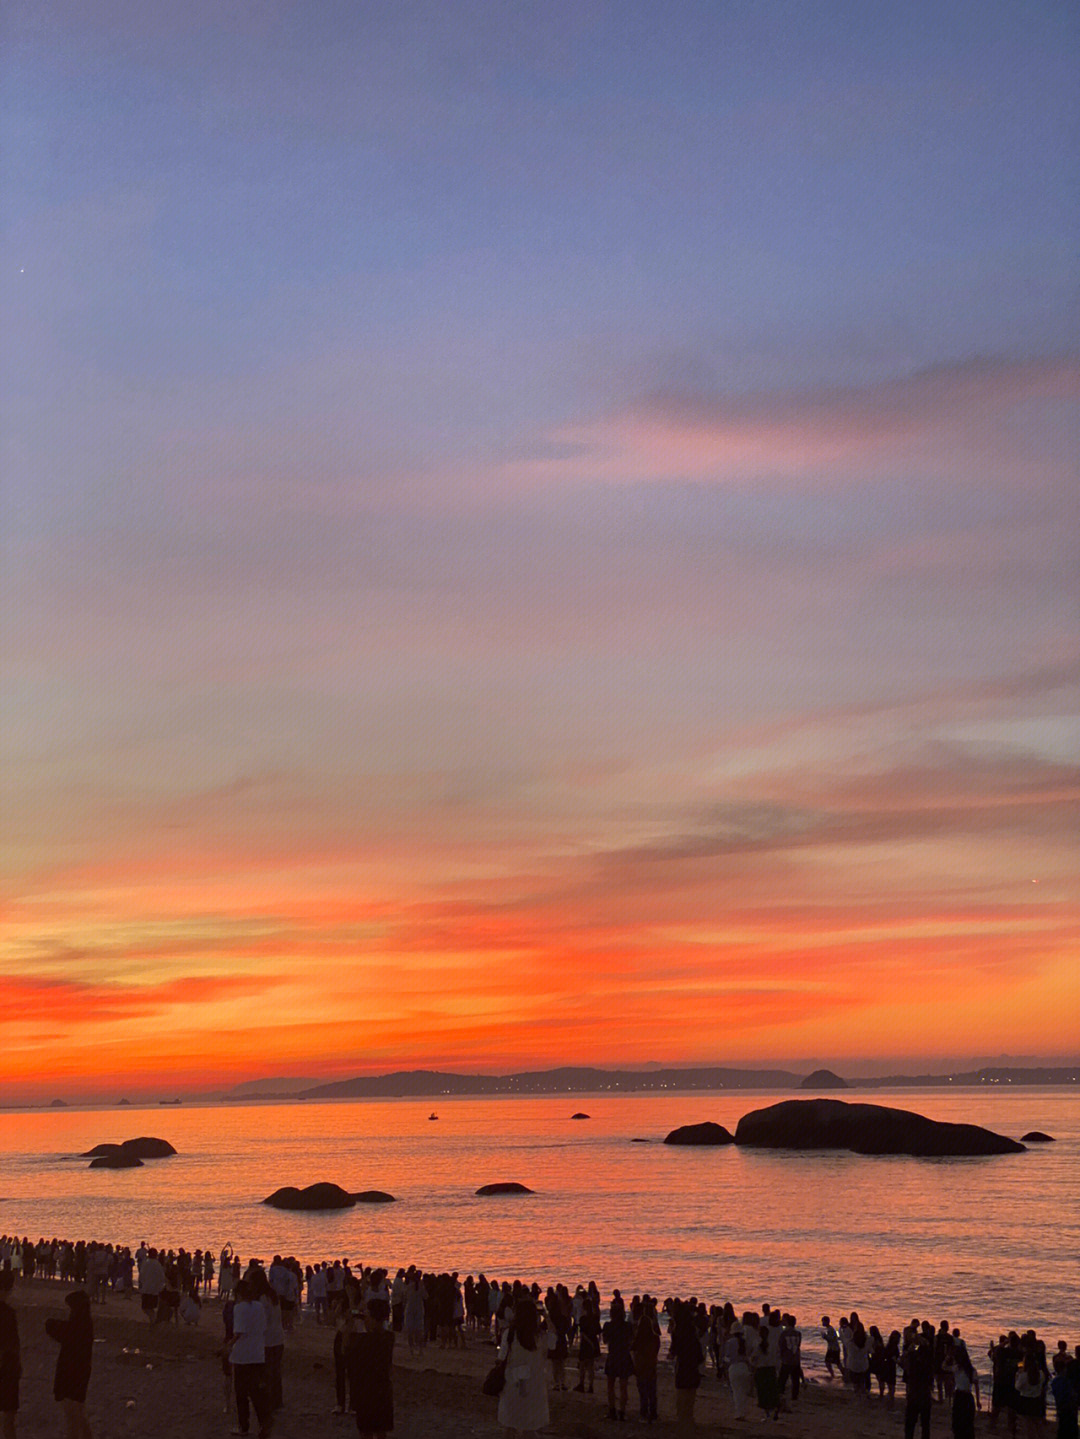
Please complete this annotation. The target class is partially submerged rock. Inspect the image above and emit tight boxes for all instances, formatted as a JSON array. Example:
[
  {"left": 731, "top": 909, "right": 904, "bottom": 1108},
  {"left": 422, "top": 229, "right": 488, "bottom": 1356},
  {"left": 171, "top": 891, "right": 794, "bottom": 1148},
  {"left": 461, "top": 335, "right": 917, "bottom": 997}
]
[
  {"left": 82, "top": 1137, "right": 176, "bottom": 1160},
  {"left": 89, "top": 1152, "right": 143, "bottom": 1169},
  {"left": 734, "top": 1099, "right": 1025, "bottom": 1156},
  {"left": 476, "top": 1182, "right": 534, "bottom": 1195},
  {"left": 663, "top": 1122, "right": 735, "bottom": 1146},
  {"left": 1021, "top": 1131, "right": 1055, "bottom": 1142},
  {"left": 351, "top": 1190, "right": 396, "bottom": 1203},
  {"left": 571, "top": 1112, "right": 590, "bottom": 1119},
  {"left": 263, "top": 1182, "right": 356, "bottom": 1210}
]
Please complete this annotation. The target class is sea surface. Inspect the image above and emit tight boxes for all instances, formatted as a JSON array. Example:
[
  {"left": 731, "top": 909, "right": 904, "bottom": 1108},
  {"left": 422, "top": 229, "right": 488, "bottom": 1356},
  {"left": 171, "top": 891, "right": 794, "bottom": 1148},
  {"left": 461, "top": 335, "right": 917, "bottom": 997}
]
[{"left": 2, "top": 1088, "right": 1076, "bottom": 1359}]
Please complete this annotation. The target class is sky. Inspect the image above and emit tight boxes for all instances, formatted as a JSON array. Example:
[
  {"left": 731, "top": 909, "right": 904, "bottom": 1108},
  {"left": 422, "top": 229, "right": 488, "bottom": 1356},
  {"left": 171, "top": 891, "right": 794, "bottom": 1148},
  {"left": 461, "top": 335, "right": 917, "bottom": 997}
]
[{"left": 2, "top": 0, "right": 1078, "bottom": 1102}]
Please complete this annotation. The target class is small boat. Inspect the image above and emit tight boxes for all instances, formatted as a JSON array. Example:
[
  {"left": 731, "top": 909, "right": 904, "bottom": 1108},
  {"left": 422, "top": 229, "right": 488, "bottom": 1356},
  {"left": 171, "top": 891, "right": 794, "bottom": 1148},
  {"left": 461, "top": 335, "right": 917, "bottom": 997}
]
[{"left": 428, "top": 1112, "right": 438, "bottom": 1120}]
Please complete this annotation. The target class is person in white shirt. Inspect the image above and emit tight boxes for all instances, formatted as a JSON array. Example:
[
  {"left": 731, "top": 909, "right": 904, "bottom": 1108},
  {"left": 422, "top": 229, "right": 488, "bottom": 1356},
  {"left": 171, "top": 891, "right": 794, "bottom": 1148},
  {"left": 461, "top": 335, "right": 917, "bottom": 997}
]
[
  {"left": 228, "top": 1280, "right": 272, "bottom": 1438},
  {"left": 138, "top": 1250, "right": 166, "bottom": 1323}
]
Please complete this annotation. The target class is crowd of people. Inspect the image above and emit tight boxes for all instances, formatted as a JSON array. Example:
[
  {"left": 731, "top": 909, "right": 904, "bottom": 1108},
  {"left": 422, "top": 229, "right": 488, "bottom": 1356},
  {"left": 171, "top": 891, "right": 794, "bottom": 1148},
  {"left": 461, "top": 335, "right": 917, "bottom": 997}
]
[{"left": 0, "top": 1231, "right": 1077, "bottom": 1438}]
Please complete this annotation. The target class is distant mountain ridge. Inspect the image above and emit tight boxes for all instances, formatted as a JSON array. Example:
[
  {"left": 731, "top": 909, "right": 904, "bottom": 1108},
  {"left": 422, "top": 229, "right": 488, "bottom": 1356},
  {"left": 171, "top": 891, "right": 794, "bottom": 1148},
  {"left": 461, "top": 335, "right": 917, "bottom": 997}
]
[
  {"left": 294, "top": 1062, "right": 1078, "bottom": 1101},
  {"left": 298, "top": 1065, "right": 803, "bottom": 1100}
]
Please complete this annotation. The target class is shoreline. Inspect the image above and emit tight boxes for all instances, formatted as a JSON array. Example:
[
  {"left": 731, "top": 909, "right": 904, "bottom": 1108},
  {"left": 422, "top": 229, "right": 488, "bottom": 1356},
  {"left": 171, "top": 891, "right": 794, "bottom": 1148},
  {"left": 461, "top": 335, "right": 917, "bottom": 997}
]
[{"left": 1, "top": 1277, "right": 1019, "bottom": 1438}]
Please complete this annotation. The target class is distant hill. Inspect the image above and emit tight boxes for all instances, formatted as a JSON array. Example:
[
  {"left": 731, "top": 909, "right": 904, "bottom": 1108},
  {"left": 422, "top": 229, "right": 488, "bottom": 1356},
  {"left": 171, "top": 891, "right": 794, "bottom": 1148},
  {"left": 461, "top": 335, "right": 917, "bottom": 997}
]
[
  {"left": 801, "top": 1068, "right": 848, "bottom": 1089},
  {"left": 299, "top": 1065, "right": 803, "bottom": 1100}
]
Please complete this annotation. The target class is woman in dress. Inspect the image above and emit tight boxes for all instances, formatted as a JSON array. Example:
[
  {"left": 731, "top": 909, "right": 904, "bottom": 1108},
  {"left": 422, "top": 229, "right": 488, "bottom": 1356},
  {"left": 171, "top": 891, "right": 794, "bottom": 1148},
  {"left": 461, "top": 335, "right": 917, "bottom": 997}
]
[
  {"left": 497, "top": 1299, "right": 552, "bottom": 1438},
  {"left": 725, "top": 1322, "right": 753, "bottom": 1421},
  {"left": 45, "top": 1289, "right": 93, "bottom": 1439}
]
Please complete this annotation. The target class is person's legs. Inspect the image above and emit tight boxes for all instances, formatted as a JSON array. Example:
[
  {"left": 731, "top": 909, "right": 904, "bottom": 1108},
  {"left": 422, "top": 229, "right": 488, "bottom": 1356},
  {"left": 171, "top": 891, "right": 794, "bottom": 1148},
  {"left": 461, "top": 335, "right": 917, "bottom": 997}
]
[
  {"left": 234, "top": 1364, "right": 252, "bottom": 1433},
  {"left": 676, "top": 1385, "right": 696, "bottom": 1432}
]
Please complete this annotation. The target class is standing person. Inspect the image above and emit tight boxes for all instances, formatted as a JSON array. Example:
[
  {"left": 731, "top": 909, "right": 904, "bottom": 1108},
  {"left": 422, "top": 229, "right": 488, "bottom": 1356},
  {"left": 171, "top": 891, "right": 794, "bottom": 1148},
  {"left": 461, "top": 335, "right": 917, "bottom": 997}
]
[
  {"left": 138, "top": 1248, "right": 166, "bottom": 1322},
  {"left": 952, "top": 1346, "right": 981, "bottom": 1439},
  {"left": 346, "top": 1298, "right": 394, "bottom": 1439},
  {"left": 259, "top": 1283, "right": 285, "bottom": 1412},
  {"left": 631, "top": 1297, "right": 661, "bottom": 1423},
  {"left": 902, "top": 1332, "right": 936, "bottom": 1439},
  {"left": 603, "top": 1296, "right": 635, "bottom": 1423},
  {"left": 754, "top": 1316, "right": 781, "bottom": 1422},
  {"left": 670, "top": 1299, "right": 704, "bottom": 1433},
  {"left": 822, "top": 1317, "right": 841, "bottom": 1380},
  {"left": 0, "top": 1272, "right": 19, "bottom": 1439},
  {"left": 45, "top": 1290, "right": 93, "bottom": 1439},
  {"left": 575, "top": 1298, "right": 599, "bottom": 1395},
  {"left": 228, "top": 1279, "right": 272, "bottom": 1439},
  {"left": 725, "top": 1322, "right": 753, "bottom": 1421},
  {"left": 1014, "top": 1358, "right": 1047, "bottom": 1439},
  {"left": 497, "top": 1299, "right": 553, "bottom": 1439}
]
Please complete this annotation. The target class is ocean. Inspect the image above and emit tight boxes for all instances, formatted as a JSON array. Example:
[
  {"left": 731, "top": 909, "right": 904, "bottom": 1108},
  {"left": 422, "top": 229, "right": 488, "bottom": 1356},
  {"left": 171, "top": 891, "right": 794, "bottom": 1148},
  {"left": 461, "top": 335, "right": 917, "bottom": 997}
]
[{"left": 2, "top": 1088, "right": 1076, "bottom": 1359}]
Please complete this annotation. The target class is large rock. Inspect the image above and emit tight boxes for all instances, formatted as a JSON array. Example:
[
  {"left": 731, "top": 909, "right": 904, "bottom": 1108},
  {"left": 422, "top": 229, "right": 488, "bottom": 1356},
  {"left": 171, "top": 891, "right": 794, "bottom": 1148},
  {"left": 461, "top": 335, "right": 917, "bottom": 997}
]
[
  {"left": 734, "top": 1099, "right": 1026, "bottom": 1156},
  {"left": 89, "top": 1152, "right": 143, "bottom": 1169},
  {"left": 1021, "top": 1131, "right": 1055, "bottom": 1142},
  {"left": 81, "top": 1137, "right": 176, "bottom": 1160},
  {"left": 476, "top": 1182, "right": 534, "bottom": 1195},
  {"left": 663, "top": 1122, "right": 735, "bottom": 1146},
  {"left": 800, "top": 1068, "right": 848, "bottom": 1090},
  {"left": 122, "top": 1136, "right": 177, "bottom": 1158},
  {"left": 351, "top": 1190, "right": 396, "bottom": 1204},
  {"left": 263, "top": 1182, "right": 355, "bottom": 1210}
]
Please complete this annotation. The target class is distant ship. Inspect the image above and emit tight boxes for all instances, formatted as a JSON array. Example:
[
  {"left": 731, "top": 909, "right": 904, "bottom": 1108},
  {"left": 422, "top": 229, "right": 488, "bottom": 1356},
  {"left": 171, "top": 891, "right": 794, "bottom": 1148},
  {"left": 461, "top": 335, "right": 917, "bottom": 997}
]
[{"left": 428, "top": 1112, "right": 438, "bottom": 1120}]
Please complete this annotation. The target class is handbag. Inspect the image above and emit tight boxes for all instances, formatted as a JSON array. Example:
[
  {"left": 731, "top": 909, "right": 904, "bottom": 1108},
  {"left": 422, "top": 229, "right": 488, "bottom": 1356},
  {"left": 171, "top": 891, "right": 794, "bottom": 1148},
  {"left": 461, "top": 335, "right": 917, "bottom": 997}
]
[{"left": 482, "top": 1327, "right": 514, "bottom": 1396}]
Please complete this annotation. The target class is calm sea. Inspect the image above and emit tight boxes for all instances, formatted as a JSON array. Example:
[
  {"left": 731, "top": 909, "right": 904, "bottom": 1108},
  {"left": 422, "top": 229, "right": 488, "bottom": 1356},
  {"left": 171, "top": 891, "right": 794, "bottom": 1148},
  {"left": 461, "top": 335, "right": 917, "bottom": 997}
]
[{"left": 2, "top": 1088, "right": 1076, "bottom": 1358}]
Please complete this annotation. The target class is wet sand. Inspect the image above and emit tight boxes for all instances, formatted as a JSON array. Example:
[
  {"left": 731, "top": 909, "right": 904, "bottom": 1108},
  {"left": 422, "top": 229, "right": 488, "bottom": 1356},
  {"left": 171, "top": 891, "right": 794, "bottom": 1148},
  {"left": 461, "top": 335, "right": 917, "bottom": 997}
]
[{"left": 7, "top": 1279, "right": 938, "bottom": 1436}]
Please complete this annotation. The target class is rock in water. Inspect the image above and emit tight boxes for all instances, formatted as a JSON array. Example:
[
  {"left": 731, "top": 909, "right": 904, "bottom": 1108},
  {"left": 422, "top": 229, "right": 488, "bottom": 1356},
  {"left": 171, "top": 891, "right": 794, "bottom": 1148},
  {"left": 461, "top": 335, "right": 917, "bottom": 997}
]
[
  {"left": 1021, "top": 1131, "right": 1055, "bottom": 1142},
  {"left": 734, "top": 1099, "right": 1025, "bottom": 1156},
  {"left": 571, "top": 1112, "right": 590, "bottom": 1119},
  {"left": 89, "top": 1153, "right": 143, "bottom": 1168},
  {"left": 800, "top": 1068, "right": 849, "bottom": 1090},
  {"left": 475, "top": 1182, "right": 534, "bottom": 1195},
  {"left": 663, "top": 1122, "right": 736, "bottom": 1146},
  {"left": 121, "top": 1137, "right": 177, "bottom": 1158},
  {"left": 81, "top": 1137, "right": 177, "bottom": 1160},
  {"left": 351, "top": 1190, "right": 396, "bottom": 1203},
  {"left": 263, "top": 1182, "right": 356, "bottom": 1210}
]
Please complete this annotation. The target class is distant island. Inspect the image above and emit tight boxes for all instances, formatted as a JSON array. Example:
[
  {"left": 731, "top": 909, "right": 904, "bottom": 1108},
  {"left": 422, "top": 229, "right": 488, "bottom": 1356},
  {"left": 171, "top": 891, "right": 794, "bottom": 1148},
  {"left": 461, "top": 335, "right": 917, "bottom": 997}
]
[{"left": 289, "top": 1063, "right": 1077, "bottom": 1102}]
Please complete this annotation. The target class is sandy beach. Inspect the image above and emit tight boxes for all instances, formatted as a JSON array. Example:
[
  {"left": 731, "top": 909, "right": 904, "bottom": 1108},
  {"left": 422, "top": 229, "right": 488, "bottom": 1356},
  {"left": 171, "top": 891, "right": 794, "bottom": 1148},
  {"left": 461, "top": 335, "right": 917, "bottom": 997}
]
[{"left": 5, "top": 1278, "right": 965, "bottom": 1437}]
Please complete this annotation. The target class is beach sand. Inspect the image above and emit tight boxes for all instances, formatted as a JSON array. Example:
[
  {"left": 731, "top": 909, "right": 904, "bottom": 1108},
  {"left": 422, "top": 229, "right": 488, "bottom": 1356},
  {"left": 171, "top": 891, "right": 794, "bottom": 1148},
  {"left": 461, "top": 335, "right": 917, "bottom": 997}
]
[{"left": 7, "top": 1280, "right": 929, "bottom": 1436}]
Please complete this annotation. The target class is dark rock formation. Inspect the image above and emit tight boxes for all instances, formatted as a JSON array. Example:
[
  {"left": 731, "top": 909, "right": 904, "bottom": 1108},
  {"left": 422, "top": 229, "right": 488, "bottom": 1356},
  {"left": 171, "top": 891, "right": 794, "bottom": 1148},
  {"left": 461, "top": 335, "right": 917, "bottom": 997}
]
[
  {"left": 81, "top": 1137, "right": 176, "bottom": 1160},
  {"left": 351, "top": 1190, "right": 396, "bottom": 1203},
  {"left": 571, "top": 1112, "right": 590, "bottom": 1119},
  {"left": 89, "top": 1152, "right": 143, "bottom": 1169},
  {"left": 1021, "top": 1131, "right": 1055, "bottom": 1142},
  {"left": 117, "top": 1098, "right": 131, "bottom": 1106},
  {"left": 800, "top": 1068, "right": 848, "bottom": 1090},
  {"left": 49, "top": 1099, "right": 67, "bottom": 1108},
  {"left": 263, "top": 1182, "right": 355, "bottom": 1210},
  {"left": 734, "top": 1099, "right": 1026, "bottom": 1156},
  {"left": 631, "top": 1138, "right": 650, "bottom": 1143},
  {"left": 475, "top": 1182, "right": 534, "bottom": 1195},
  {"left": 663, "top": 1122, "right": 736, "bottom": 1146},
  {"left": 122, "top": 1137, "right": 177, "bottom": 1158}
]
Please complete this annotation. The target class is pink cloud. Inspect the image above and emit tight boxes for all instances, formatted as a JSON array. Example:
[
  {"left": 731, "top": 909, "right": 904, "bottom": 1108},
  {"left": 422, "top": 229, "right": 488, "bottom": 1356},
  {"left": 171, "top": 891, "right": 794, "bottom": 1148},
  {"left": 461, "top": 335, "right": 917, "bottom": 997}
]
[{"left": 501, "top": 354, "right": 1079, "bottom": 489}]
